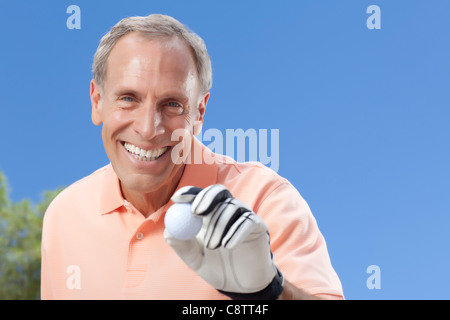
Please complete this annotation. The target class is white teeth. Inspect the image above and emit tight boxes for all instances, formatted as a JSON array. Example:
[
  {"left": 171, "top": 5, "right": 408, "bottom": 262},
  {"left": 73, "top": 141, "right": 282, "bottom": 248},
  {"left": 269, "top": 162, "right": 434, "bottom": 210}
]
[{"left": 124, "top": 142, "right": 167, "bottom": 161}]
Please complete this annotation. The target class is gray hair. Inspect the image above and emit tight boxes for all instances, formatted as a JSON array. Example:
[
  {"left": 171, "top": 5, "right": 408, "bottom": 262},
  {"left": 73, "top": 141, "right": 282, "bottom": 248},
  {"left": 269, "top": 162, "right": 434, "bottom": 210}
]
[{"left": 92, "top": 14, "right": 212, "bottom": 95}]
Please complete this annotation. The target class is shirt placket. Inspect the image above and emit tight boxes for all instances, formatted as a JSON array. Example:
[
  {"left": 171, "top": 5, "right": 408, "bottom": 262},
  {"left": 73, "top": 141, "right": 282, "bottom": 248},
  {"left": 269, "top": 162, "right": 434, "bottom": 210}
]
[
  {"left": 122, "top": 201, "right": 154, "bottom": 290},
  {"left": 122, "top": 201, "right": 166, "bottom": 295}
]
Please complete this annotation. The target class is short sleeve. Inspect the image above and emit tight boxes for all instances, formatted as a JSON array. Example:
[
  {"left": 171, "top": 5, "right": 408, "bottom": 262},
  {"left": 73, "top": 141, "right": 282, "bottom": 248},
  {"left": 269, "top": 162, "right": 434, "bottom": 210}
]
[{"left": 256, "top": 182, "right": 344, "bottom": 298}]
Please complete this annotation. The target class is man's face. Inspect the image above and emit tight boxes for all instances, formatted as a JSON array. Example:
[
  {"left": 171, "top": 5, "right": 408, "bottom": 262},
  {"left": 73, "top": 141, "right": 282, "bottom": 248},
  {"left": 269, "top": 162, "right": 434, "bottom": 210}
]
[{"left": 90, "top": 32, "right": 208, "bottom": 197}]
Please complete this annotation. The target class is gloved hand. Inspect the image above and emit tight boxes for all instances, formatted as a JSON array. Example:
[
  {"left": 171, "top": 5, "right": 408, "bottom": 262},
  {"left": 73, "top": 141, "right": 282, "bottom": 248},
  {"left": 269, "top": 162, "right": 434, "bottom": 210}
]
[{"left": 164, "top": 184, "right": 284, "bottom": 300}]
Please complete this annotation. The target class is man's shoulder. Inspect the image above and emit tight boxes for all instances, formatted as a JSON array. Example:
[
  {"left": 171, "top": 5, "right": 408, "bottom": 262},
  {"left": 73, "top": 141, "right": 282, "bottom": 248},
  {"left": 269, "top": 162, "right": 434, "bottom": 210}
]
[
  {"left": 61, "top": 164, "right": 109, "bottom": 196},
  {"left": 44, "top": 164, "right": 110, "bottom": 215},
  {"left": 216, "top": 157, "right": 289, "bottom": 187},
  {"left": 213, "top": 158, "right": 295, "bottom": 210}
]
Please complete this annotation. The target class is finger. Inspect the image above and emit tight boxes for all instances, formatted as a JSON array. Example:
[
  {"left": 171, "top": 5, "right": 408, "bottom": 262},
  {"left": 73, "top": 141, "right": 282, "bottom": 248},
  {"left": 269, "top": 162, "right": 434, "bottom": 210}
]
[
  {"left": 163, "top": 229, "right": 204, "bottom": 270},
  {"left": 171, "top": 186, "right": 203, "bottom": 203},
  {"left": 192, "top": 184, "right": 232, "bottom": 216},
  {"left": 203, "top": 198, "right": 251, "bottom": 249},
  {"left": 222, "top": 212, "right": 268, "bottom": 249}
]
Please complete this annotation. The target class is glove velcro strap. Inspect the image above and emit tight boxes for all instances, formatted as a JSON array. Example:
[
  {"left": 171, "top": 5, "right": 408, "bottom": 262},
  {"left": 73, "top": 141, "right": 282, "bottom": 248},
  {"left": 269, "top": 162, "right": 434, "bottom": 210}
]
[{"left": 218, "top": 269, "right": 284, "bottom": 300}]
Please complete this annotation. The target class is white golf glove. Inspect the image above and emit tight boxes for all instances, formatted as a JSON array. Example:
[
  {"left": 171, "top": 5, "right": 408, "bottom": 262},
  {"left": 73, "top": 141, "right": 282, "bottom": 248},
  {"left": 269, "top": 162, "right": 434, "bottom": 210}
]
[{"left": 164, "top": 184, "right": 284, "bottom": 300}]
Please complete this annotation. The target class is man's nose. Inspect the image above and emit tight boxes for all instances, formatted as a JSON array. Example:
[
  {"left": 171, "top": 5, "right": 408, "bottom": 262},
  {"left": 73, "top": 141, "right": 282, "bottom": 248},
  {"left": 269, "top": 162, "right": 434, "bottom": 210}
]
[{"left": 133, "top": 104, "right": 165, "bottom": 140}]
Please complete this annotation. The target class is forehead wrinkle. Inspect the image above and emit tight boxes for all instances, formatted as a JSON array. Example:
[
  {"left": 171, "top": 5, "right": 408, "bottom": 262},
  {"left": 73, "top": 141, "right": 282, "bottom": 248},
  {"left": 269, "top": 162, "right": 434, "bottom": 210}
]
[{"left": 106, "top": 33, "right": 199, "bottom": 98}]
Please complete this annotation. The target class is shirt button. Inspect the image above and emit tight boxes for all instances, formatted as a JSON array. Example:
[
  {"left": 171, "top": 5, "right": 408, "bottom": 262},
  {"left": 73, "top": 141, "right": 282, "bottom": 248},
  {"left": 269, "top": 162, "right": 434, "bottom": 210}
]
[{"left": 136, "top": 232, "right": 144, "bottom": 240}]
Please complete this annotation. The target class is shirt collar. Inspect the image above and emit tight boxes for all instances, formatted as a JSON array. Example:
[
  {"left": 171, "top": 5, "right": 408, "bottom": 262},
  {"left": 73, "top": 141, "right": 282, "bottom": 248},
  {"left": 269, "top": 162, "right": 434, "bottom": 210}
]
[
  {"left": 99, "top": 136, "right": 218, "bottom": 216},
  {"left": 100, "top": 164, "right": 125, "bottom": 215},
  {"left": 175, "top": 136, "right": 218, "bottom": 190}
]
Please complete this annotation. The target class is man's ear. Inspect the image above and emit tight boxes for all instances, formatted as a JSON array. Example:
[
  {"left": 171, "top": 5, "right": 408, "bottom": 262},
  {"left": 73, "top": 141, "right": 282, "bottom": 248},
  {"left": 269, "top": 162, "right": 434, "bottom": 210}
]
[
  {"left": 193, "top": 92, "right": 210, "bottom": 136},
  {"left": 90, "top": 79, "right": 103, "bottom": 126}
]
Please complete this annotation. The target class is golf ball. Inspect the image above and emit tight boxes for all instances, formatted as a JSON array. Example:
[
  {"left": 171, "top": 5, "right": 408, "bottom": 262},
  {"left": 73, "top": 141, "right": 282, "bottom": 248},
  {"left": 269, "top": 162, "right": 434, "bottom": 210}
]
[{"left": 164, "top": 203, "right": 202, "bottom": 240}]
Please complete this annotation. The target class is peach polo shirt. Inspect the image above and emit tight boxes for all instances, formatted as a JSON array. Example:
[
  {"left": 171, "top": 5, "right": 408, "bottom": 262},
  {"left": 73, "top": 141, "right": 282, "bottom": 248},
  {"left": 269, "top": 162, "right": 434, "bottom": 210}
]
[{"left": 41, "top": 138, "right": 343, "bottom": 299}]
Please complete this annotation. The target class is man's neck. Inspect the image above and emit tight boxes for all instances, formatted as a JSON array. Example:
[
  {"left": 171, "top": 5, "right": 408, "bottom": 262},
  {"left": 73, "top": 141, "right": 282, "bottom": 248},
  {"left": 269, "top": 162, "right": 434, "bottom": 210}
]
[{"left": 120, "top": 165, "right": 186, "bottom": 218}]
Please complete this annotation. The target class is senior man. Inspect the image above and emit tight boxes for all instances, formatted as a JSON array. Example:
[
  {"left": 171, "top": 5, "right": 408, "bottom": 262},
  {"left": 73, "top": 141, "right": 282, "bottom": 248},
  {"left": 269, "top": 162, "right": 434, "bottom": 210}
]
[{"left": 41, "top": 14, "right": 344, "bottom": 300}]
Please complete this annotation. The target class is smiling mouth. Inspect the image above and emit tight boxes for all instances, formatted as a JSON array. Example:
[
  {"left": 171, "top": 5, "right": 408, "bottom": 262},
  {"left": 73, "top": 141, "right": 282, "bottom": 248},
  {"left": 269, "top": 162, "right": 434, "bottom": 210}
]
[{"left": 123, "top": 142, "right": 168, "bottom": 161}]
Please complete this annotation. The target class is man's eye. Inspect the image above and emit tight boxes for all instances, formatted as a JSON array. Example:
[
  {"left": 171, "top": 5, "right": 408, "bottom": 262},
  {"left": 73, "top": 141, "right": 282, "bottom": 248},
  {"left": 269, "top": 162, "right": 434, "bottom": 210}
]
[
  {"left": 121, "top": 96, "right": 134, "bottom": 103},
  {"left": 168, "top": 101, "right": 181, "bottom": 108}
]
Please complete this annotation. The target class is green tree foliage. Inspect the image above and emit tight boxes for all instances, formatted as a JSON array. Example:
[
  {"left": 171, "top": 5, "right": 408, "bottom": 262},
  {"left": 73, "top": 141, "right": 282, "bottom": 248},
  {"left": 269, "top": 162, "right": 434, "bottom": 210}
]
[{"left": 0, "top": 172, "right": 63, "bottom": 299}]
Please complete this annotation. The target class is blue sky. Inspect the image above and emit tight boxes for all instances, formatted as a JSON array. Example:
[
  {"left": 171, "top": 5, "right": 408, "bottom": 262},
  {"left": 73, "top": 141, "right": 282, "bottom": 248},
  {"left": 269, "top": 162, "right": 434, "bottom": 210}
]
[{"left": 0, "top": 0, "right": 449, "bottom": 299}]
